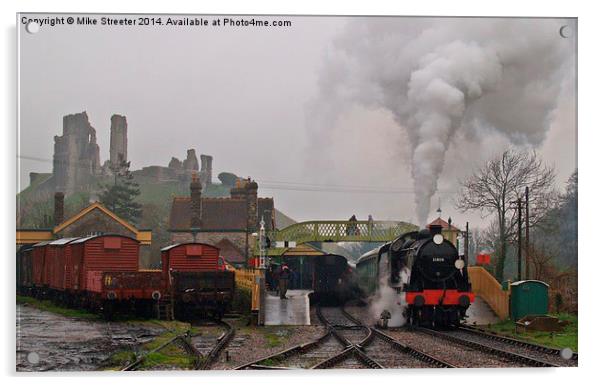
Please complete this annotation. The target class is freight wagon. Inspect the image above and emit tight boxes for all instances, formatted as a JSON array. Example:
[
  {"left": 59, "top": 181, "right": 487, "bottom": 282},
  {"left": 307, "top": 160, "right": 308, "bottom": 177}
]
[
  {"left": 161, "top": 243, "right": 235, "bottom": 319},
  {"left": 17, "top": 236, "right": 235, "bottom": 320}
]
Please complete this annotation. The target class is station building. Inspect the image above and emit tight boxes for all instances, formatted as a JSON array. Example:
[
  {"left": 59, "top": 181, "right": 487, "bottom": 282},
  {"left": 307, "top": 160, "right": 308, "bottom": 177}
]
[
  {"left": 16, "top": 192, "right": 152, "bottom": 257},
  {"left": 427, "top": 217, "right": 461, "bottom": 245},
  {"left": 168, "top": 175, "right": 293, "bottom": 267}
]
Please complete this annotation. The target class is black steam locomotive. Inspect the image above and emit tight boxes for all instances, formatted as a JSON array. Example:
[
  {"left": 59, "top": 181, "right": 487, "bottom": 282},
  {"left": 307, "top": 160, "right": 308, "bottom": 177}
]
[{"left": 356, "top": 225, "right": 474, "bottom": 327}]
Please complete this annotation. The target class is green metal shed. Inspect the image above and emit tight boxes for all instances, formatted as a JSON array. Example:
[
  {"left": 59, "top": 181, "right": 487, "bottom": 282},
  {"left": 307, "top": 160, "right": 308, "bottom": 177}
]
[{"left": 510, "top": 280, "right": 550, "bottom": 320}]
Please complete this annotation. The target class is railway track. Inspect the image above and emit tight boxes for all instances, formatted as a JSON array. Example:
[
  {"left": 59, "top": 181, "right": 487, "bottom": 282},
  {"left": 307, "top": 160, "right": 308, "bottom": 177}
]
[
  {"left": 120, "top": 319, "right": 234, "bottom": 371},
  {"left": 412, "top": 326, "right": 559, "bottom": 367},
  {"left": 235, "top": 306, "right": 362, "bottom": 370},
  {"left": 189, "top": 319, "right": 235, "bottom": 370},
  {"left": 456, "top": 325, "right": 577, "bottom": 367},
  {"left": 234, "top": 327, "right": 345, "bottom": 369},
  {"left": 339, "top": 305, "right": 455, "bottom": 368},
  {"left": 121, "top": 334, "right": 186, "bottom": 371},
  {"left": 236, "top": 304, "right": 454, "bottom": 370}
]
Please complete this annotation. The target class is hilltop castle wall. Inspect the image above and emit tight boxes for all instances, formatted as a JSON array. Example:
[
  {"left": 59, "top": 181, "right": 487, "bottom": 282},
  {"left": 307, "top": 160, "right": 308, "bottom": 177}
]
[
  {"left": 109, "top": 114, "right": 128, "bottom": 168},
  {"left": 42, "top": 111, "right": 215, "bottom": 192},
  {"left": 52, "top": 112, "right": 101, "bottom": 194}
]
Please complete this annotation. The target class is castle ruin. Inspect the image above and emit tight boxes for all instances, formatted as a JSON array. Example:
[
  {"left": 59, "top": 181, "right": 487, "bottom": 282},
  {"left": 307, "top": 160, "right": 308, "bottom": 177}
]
[
  {"left": 37, "top": 111, "right": 215, "bottom": 195},
  {"left": 52, "top": 112, "right": 101, "bottom": 194},
  {"left": 199, "top": 154, "right": 213, "bottom": 188},
  {"left": 109, "top": 114, "right": 128, "bottom": 168}
]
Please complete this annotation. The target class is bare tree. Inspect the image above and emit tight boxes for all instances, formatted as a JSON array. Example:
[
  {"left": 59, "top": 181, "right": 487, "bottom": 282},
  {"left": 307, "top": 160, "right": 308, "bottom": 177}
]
[
  {"left": 456, "top": 149, "right": 556, "bottom": 281},
  {"left": 529, "top": 246, "right": 555, "bottom": 281}
]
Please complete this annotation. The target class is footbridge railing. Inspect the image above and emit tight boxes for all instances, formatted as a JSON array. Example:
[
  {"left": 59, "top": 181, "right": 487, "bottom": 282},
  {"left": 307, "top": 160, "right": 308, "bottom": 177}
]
[
  {"left": 262, "top": 220, "right": 418, "bottom": 256},
  {"left": 270, "top": 220, "right": 418, "bottom": 244},
  {"left": 467, "top": 266, "right": 510, "bottom": 320}
]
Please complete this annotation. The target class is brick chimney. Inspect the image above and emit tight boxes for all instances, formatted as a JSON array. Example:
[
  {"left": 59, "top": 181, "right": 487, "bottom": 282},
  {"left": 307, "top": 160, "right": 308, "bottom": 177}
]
[
  {"left": 54, "top": 192, "right": 64, "bottom": 226},
  {"left": 230, "top": 178, "right": 247, "bottom": 200},
  {"left": 246, "top": 179, "right": 258, "bottom": 232},
  {"left": 190, "top": 172, "right": 202, "bottom": 229}
]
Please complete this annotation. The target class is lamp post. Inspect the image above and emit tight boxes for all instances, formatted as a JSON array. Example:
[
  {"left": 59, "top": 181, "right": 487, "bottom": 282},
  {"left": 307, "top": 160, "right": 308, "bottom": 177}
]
[
  {"left": 259, "top": 216, "right": 266, "bottom": 270},
  {"left": 516, "top": 198, "right": 522, "bottom": 281},
  {"left": 525, "top": 186, "right": 530, "bottom": 280}
]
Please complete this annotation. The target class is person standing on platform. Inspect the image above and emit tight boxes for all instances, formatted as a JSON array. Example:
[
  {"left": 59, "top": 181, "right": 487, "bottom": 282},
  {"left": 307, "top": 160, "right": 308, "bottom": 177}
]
[{"left": 279, "top": 265, "right": 291, "bottom": 299}]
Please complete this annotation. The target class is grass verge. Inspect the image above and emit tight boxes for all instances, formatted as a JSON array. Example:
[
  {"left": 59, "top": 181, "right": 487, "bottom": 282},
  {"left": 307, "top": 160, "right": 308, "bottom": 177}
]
[
  {"left": 484, "top": 313, "right": 577, "bottom": 351},
  {"left": 17, "top": 295, "right": 99, "bottom": 320},
  {"left": 103, "top": 320, "right": 195, "bottom": 370}
]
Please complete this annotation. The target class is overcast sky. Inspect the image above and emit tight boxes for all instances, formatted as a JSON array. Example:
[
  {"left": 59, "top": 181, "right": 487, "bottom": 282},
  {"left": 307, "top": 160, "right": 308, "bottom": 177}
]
[{"left": 18, "top": 14, "right": 576, "bottom": 228}]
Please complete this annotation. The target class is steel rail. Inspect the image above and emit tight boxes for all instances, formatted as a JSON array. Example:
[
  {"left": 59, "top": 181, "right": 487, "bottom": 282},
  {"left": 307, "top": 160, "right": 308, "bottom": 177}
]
[
  {"left": 196, "top": 319, "right": 235, "bottom": 370},
  {"left": 340, "top": 305, "right": 456, "bottom": 368},
  {"left": 316, "top": 305, "right": 373, "bottom": 348},
  {"left": 233, "top": 329, "right": 335, "bottom": 370},
  {"left": 460, "top": 324, "right": 578, "bottom": 362},
  {"left": 414, "top": 326, "right": 558, "bottom": 367},
  {"left": 121, "top": 334, "right": 183, "bottom": 371},
  {"left": 311, "top": 346, "right": 383, "bottom": 369},
  {"left": 236, "top": 305, "right": 363, "bottom": 370}
]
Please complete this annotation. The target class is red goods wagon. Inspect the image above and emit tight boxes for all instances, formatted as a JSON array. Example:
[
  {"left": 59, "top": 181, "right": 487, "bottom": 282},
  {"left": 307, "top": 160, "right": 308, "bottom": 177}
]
[
  {"left": 161, "top": 243, "right": 235, "bottom": 319},
  {"left": 32, "top": 241, "right": 52, "bottom": 287},
  {"left": 101, "top": 270, "right": 164, "bottom": 301},
  {"left": 17, "top": 245, "right": 34, "bottom": 292},
  {"left": 47, "top": 238, "right": 79, "bottom": 291},
  {"left": 69, "top": 234, "right": 140, "bottom": 294},
  {"left": 161, "top": 243, "right": 219, "bottom": 273},
  {"left": 43, "top": 242, "right": 57, "bottom": 287}
]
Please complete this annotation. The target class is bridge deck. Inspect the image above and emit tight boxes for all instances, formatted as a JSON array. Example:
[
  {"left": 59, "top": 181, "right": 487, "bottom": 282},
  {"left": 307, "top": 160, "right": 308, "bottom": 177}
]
[{"left": 263, "top": 220, "right": 418, "bottom": 256}]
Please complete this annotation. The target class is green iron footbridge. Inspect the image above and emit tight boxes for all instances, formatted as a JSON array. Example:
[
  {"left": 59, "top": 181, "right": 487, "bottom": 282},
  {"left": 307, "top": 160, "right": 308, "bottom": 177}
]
[{"left": 261, "top": 220, "right": 419, "bottom": 256}]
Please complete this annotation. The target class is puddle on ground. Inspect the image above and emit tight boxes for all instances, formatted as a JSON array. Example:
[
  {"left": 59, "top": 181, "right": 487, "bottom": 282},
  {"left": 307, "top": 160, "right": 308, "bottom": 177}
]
[{"left": 16, "top": 304, "right": 163, "bottom": 371}]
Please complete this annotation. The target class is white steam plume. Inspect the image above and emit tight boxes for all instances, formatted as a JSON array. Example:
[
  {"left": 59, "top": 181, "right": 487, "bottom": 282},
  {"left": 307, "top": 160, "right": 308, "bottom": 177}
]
[
  {"left": 406, "top": 41, "right": 502, "bottom": 223},
  {"left": 307, "top": 18, "right": 574, "bottom": 225},
  {"left": 368, "top": 266, "right": 410, "bottom": 327}
]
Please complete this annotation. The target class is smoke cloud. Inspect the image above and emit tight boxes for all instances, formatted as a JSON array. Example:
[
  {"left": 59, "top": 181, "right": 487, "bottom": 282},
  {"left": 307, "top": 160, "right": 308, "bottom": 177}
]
[
  {"left": 368, "top": 266, "right": 410, "bottom": 327},
  {"left": 307, "top": 18, "right": 574, "bottom": 224}
]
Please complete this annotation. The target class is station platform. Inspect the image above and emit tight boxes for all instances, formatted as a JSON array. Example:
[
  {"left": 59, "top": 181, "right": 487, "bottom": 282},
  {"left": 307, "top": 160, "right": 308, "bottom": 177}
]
[
  {"left": 465, "top": 296, "right": 500, "bottom": 325},
  {"left": 264, "top": 290, "right": 312, "bottom": 326}
]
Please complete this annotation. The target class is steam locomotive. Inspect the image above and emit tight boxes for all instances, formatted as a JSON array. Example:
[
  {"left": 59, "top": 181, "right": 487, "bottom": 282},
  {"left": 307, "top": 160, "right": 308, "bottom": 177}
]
[{"left": 356, "top": 225, "right": 474, "bottom": 328}]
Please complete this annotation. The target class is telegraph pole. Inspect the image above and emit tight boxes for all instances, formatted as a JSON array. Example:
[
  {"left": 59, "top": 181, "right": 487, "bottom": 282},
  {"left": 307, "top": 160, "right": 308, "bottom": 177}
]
[
  {"left": 517, "top": 198, "right": 522, "bottom": 281},
  {"left": 464, "top": 222, "right": 469, "bottom": 260},
  {"left": 525, "top": 186, "right": 530, "bottom": 280},
  {"left": 259, "top": 216, "right": 266, "bottom": 270}
]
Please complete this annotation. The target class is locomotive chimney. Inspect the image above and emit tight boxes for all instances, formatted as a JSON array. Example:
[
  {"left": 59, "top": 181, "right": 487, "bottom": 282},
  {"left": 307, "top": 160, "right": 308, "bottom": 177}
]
[
  {"left": 190, "top": 172, "right": 202, "bottom": 229},
  {"left": 54, "top": 191, "right": 64, "bottom": 226}
]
